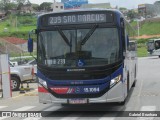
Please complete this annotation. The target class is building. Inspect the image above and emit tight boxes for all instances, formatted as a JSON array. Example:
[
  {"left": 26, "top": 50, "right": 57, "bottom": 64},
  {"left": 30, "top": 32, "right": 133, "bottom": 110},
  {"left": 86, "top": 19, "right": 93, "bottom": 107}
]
[
  {"left": 51, "top": 2, "right": 64, "bottom": 12},
  {"left": 61, "top": 0, "right": 88, "bottom": 9},
  {"left": 138, "top": 4, "right": 156, "bottom": 18},
  {"left": 81, "top": 3, "right": 111, "bottom": 9},
  {"left": 0, "top": 11, "right": 6, "bottom": 20},
  {"left": 154, "top": 1, "right": 160, "bottom": 16},
  {"left": 19, "top": 4, "right": 34, "bottom": 14}
]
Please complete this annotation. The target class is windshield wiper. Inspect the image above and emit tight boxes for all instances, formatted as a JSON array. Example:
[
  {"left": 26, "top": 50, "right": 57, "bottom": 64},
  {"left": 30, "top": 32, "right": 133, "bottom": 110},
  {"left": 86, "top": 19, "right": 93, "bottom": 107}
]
[
  {"left": 56, "top": 26, "right": 71, "bottom": 47},
  {"left": 81, "top": 24, "right": 98, "bottom": 45}
]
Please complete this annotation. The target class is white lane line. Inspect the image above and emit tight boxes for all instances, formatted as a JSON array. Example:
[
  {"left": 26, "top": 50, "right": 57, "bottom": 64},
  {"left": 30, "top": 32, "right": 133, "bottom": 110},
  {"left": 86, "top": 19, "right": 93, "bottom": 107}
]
[
  {"left": 13, "top": 106, "right": 36, "bottom": 111},
  {"left": 60, "top": 114, "right": 82, "bottom": 120},
  {"left": 99, "top": 117, "right": 115, "bottom": 120},
  {"left": 43, "top": 106, "right": 62, "bottom": 111},
  {"left": 0, "top": 106, "right": 7, "bottom": 110},
  {"left": 137, "top": 106, "right": 156, "bottom": 120},
  {"left": 23, "top": 117, "right": 41, "bottom": 120},
  {"left": 0, "top": 117, "right": 8, "bottom": 120},
  {"left": 140, "top": 106, "right": 156, "bottom": 111}
]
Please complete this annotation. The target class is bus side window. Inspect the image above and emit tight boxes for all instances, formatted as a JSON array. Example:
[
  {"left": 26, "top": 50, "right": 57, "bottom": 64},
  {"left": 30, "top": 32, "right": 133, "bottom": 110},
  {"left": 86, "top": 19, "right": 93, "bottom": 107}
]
[{"left": 120, "top": 18, "right": 126, "bottom": 51}]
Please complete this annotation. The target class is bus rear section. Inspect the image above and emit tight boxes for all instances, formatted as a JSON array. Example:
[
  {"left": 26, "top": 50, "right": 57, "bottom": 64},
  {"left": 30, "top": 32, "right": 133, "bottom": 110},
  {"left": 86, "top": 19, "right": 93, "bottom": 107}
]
[
  {"left": 29, "top": 9, "right": 137, "bottom": 105},
  {"left": 147, "top": 39, "right": 160, "bottom": 58}
]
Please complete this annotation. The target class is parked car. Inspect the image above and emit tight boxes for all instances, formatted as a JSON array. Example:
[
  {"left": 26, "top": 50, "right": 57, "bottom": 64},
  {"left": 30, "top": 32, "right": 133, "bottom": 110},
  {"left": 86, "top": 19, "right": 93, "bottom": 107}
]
[
  {"left": 10, "top": 62, "right": 35, "bottom": 91},
  {"left": 25, "top": 59, "right": 37, "bottom": 74}
]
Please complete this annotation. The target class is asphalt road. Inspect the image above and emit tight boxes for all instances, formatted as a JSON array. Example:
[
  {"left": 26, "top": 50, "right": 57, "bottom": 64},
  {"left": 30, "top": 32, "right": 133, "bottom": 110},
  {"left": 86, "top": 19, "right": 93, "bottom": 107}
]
[{"left": 0, "top": 56, "right": 160, "bottom": 120}]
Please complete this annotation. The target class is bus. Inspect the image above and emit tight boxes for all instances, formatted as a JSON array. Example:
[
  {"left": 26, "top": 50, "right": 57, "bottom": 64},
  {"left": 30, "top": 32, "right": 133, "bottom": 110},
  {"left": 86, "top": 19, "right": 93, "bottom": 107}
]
[
  {"left": 28, "top": 9, "right": 137, "bottom": 105},
  {"left": 147, "top": 38, "right": 160, "bottom": 58}
]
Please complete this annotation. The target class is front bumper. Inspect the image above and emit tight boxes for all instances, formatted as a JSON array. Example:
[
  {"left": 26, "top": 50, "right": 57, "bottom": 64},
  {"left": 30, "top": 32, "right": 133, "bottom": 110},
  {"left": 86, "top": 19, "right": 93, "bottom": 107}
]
[{"left": 39, "top": 81, "right": 124, "bottom": 104}]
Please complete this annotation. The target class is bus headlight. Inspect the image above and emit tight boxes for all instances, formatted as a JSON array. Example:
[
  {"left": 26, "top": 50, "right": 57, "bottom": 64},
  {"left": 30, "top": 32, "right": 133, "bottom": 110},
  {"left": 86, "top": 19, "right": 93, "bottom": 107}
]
[
  {"left": 39, "top": 78, "right": 48, "bottom": 89},
  {"left": 110, "top": 75, "right": 121, "bottom": 88}
]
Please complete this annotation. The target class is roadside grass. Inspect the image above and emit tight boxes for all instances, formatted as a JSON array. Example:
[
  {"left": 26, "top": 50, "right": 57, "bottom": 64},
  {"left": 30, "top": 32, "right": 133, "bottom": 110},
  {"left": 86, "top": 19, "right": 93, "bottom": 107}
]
[
  {"left": 131, "top": 21, "right": 160, "bottom": 36},
  {"left": 137, "top": 46, "right": 148, "bottom": 57},
  {"left": 140, "top": 22, "right": 160, "bottom": 35}
]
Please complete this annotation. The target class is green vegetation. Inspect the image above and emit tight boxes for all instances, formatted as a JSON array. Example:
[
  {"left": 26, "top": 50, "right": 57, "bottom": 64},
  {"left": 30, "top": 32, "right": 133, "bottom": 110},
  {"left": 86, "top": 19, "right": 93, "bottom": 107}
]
[
  {"left": 137, "top": 44, "right": 148, "bottom": 57},
  {"left": 140, "top": 22, "right": 160, "bottom": 35},
  {"left": 0, "top": 14, "right": 36, "bottom": 40},
  {"left": 131, "top": 21, "right": 160, "bottom": 36}
]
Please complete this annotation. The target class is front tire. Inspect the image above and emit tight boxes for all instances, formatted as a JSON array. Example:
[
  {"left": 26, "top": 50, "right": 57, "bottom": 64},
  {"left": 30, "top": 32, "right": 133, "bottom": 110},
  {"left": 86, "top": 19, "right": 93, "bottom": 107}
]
[
  {"left": 132, "top": 67, "right": 137, "bottom": 87},
  {"left": 11, "top": 76, "right": 20, "bottom": 91}
]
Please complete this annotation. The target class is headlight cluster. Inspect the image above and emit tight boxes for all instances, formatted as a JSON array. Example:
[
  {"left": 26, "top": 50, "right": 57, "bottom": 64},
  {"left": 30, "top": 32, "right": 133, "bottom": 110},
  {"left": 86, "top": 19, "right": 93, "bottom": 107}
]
[
  {"left": 110, "top": 75, "right": 122, "bottom": 88},
  {"left": 39, "top": 78, "right": 48, "bottom": 89}
]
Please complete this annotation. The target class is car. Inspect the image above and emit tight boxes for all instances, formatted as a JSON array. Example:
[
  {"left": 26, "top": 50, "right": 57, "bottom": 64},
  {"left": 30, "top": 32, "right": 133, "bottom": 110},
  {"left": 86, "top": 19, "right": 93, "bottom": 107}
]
[
  {"left": 25, "top": 59, "right": 37, "bottom": 74},
  {"left": 10, "top": 62, "right": 35, "bottom": 91}
]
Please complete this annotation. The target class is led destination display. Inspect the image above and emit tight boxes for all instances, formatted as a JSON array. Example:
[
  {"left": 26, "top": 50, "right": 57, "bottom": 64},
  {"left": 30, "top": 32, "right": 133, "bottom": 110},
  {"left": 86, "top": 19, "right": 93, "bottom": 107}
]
[{"left": 43, "top": 12, "right": 113, "bottom": 25}]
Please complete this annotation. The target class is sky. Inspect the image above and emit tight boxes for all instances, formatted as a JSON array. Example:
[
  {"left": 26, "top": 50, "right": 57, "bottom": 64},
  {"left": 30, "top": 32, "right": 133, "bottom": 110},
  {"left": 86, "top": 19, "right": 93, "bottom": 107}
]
[{"left": 29, "top": 0, "right": 158, "bottom": 9}]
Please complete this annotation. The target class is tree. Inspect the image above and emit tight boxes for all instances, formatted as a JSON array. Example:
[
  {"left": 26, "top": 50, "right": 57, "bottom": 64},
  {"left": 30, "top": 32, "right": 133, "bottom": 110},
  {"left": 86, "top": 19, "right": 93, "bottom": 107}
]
[
  {"left": 0, "top": 0, "right": 11, "bottom": 12},
  {"left": 119, "top": 7, "right": 127, "bottom": 11},
  {"left": 39, "top": 2, "right": 52, "bottom": 11},
  {"left": 16, "top": 0, "right": 26, "bottom": 4},
  {"left": 127, "top": 10, "right": 137, "bottom": 20},
  {"left": 32, "top": 4, "right": 40, "bottom": 11}
]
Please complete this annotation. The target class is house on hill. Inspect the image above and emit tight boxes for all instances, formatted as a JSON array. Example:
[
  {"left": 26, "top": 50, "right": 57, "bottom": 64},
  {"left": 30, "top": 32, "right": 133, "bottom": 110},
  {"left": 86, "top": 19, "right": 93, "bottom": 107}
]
[
  {"left": 0, "top": 11, "right": 6, "bottom": 20},
  {"left": 18, "top": 3, "right": 34, "bottom": 14}
]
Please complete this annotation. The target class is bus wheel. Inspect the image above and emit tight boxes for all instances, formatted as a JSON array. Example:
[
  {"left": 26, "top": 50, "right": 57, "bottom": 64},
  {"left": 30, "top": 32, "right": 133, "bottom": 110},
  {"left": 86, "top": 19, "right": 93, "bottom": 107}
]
[
  {"left": 127, "top": 73, "right": 129, "bottom": 94},
  {"left": 119, "top": 100, "right": 126, "bottom": 105},
  {"left": 159, "top": 55, "right": 160, "bottom": 58},
  {"left": 132, "top": 67, "right": 136, "bottom": 87}
]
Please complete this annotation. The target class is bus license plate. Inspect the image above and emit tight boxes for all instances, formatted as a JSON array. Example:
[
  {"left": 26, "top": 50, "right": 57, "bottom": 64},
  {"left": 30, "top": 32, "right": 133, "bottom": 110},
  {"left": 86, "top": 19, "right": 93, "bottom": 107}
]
[{"left": 69, "top": 99, "right": 87, "bottom": 104}]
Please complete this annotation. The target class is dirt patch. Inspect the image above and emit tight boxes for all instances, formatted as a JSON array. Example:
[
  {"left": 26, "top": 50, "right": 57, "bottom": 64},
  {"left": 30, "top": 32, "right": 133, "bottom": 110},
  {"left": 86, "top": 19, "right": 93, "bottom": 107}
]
[{"left": 136, "top": 34, "right": 160, "bottom": 39}]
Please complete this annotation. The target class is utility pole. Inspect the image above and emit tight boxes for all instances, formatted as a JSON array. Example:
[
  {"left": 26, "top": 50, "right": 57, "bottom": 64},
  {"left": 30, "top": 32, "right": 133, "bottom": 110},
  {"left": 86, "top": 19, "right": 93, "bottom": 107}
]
[{"left": 137, "top": 20, "right": 140, "bottom": 38}]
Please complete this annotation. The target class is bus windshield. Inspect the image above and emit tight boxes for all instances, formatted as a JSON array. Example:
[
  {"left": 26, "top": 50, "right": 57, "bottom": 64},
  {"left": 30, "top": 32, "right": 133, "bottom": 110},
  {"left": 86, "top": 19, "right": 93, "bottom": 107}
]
[{"left": 37, "top": 27, "right": 120, "bottom": 68}]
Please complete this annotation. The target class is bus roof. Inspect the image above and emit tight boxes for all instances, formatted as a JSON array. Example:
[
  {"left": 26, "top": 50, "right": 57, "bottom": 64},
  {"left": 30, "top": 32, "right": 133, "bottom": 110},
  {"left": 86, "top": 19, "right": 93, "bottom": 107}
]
[{"left": 38, "top": 8, "right": 123, "bottom": 17}]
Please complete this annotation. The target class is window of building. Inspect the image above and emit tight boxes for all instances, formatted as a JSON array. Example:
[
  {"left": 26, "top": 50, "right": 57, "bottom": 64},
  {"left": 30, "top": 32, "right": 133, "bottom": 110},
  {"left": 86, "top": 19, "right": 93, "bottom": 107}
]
[{"left": 61, "top": 6, "right": 63, "bottom": 9}]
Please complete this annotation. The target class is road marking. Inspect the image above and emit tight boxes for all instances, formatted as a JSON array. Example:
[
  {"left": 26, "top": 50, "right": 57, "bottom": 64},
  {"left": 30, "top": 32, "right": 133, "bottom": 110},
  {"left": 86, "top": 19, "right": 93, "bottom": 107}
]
[
  {"left": 0, "top": 106, "right": 7, "bottom": 110},
  {"left": 23, "top": 117, "right": 41, "bottom": 120},
  {"left": 136, "top": 106, "right": 156, "bottom": 120},
  {"left": 138, "top": 78, "right": 144, "bottom": 97},
  {"left": 41, "top": 105, "right": 62, "bottom": 118},
  {"left": 0, "top": 117, "right": 8, "bottom": 120},
  {"left": 140, "top": 106, "right": 156, "bottom": 111},
  {"left": 12, "top": 89, "right": 38, "bottom": 99},
  {"left": 59, "top": 114, "right": 82, "bottom": 120},
  {"left": 99, "top": 117, "right": 115, "bottom": 120},
  {"left": 12, "top": 106, "right": 36, "bottom": 111},
  {"left": 43, "top": 105, "right": 62, "bottom": 111}
]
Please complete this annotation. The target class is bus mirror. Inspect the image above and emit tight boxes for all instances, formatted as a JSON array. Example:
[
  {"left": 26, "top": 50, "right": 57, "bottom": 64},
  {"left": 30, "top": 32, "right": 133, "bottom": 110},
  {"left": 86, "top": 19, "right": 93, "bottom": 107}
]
[
  {"left": 28, "top": 38, "right": 33, "bottom": 53},
  {"left": 28, "top": 29, "right": 36, "bottom": 53}
]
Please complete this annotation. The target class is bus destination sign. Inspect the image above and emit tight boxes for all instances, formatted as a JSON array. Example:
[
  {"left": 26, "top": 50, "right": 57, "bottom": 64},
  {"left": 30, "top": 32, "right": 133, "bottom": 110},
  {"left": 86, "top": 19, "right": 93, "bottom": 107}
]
[{"left": 47, "top": 13, "right": 113, "bottom": 25}]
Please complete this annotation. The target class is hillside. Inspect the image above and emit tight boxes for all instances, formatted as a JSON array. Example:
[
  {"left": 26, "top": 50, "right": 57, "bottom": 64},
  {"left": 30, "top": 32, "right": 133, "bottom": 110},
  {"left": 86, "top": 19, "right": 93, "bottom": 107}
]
[
  {"left": 131, "top": 17, "right": 160, "bottom": 36},
  {"left": 0, "top": 15, "right": 36, "bottom": 40}
]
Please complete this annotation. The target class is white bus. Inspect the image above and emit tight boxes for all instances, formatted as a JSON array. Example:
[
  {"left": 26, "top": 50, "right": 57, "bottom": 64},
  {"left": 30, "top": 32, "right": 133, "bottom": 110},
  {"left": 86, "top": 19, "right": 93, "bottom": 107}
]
[{"left": 28, "top": 9, "right": 137, "bottom": 105}]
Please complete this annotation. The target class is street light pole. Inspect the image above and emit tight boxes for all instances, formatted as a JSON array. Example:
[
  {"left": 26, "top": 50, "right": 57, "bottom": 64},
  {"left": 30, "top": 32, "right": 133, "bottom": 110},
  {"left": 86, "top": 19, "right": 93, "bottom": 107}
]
[{"left": 137, "top": 20, "right": 140, "bottom": 38}]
